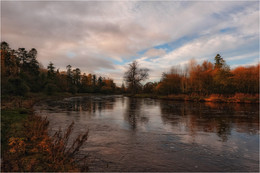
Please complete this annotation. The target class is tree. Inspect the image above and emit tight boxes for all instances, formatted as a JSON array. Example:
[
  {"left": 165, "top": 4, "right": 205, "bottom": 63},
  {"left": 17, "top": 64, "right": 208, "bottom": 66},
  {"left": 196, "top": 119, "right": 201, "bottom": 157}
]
[
  {"left": 214, "top": 54, "right": 229, "bottom": 70},
  {"left": 232, "top": 64, "right": 259, "bottom": 94},
  {"left": 97, "top": 76, "right": 103, "bottom": 88},
  {"left": 7, "top": 77, "right": 29, "bottom": 96},
  {"left": 189, "top": 61, "right": 214, "bottom": 95},
  {"left": 121, "top": 83, "right": 126, "bottom": 93},
  {"left": 47, "top": 62, "right": 55, "bottom": 79},
  {"left": 143, "top": 82, "right": 157, "bottom": 93},
  {"left": 17, "top": 48, "right": 28, "bottom": 68},
  {"left": 73, "top": 68, "right": 81, "bottom": 86},
  {"left": 101, "top": 78, "right": 116, "bottom": 93},
  {"left": 213, "top": 54, "right": 232, "bottom": 94},
  {"left": 159, "top": 72, "right": 182, "bottom": 95},
  {"left": 1, "top": 42, "right": 11, "bottom": 77},
  {"left": 87, "top": 74, "right": 92, "bottom": 86},
  {"left": 92, "top": 74, "right": 97, "bottom": 87},
  {"left": 124, "top": 61, "right": 149, "bottom": 94},
  {"left": 27, "top": 48, "right": 40, "bottom": 75},
  {"left": 81, "top": 73, "right": 88, "bottom": 91},
  {"left": 66, "top": 65, "right": 73, "bottom": 87},
  {"left": 66, "top": 65, "right": 72, "bottom": 77}
]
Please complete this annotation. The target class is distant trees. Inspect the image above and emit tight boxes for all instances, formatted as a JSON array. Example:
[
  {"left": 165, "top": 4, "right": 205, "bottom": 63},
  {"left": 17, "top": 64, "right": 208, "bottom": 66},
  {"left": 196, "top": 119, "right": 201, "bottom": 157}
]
[
  {"left": 1, "top": 41, "right": 259, "bottom": 97},
  {"left": 143, "top": 82, "right": 157, "bottom": 94},
  {"left": 1, "top": 42, "right": 12, "bottom": 77},
  {"left": 124, "top": 61, "right": 149, "bottom": 94},
  {"left": 1, "top": 41, "right": 118, "bottom": 96},
  {"left": 189, "top": 60, "right": 215, "bottom": 95},
  {"left": 142, "top": 54, "right": 259, "bottom": 96},
  {"left": 1, "top": 41, "right": 41, "bottom": 95},
  {"left": 157, "top": 67, "right": 183, "bottom": 95},
  {"left": 73, "top": 68, "right": 81, "bottom": 87},
  {"left": 232, "top": 65, "right": 259, "bottom": 94}
]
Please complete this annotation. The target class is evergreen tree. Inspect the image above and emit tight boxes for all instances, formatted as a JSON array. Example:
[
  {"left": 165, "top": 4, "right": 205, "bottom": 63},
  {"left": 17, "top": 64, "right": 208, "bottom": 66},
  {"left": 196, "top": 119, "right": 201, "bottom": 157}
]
[{"left": 47, "top": 62, "right": 55, "bottom": 79}]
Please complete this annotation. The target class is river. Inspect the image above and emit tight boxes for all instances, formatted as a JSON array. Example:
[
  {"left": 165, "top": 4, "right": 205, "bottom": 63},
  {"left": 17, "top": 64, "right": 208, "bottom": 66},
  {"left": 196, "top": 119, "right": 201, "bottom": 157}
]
[{"left": 34, "top": 95, "right": 259, "bottom": 172}]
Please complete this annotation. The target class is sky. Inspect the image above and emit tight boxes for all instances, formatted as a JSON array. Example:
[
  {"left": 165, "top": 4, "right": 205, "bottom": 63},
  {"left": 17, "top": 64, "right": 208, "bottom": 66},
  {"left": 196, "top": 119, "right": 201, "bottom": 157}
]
[{"left": 1, "top": 0, "right": 259, "bottom": 85}]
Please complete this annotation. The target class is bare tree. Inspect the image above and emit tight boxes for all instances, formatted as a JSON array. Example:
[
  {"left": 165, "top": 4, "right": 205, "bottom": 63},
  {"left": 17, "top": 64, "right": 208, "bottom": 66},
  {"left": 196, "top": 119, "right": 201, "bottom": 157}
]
[{"left": 124, "top": 61, "right": 149, "bottom": 94}]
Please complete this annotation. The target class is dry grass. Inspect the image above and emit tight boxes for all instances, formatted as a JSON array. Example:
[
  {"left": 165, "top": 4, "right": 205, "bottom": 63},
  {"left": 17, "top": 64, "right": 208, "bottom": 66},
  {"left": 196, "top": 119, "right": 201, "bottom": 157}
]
[
  {"left": 1, "top": 93, "right": 91, "bottom": 172},
  {"left": 205, "top": 93, "right": 259, "bottom": 103},
  {"left": 131, "top": 93, "right": 259, "bottom": 103},
  {"left": 1, "top": 114, "right": 89, "bottom": 172}
]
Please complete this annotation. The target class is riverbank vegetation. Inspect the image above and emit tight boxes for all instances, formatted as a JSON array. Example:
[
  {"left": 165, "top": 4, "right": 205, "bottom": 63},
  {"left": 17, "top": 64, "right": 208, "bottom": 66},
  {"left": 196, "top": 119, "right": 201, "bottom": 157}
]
[
  {"left": 123, "top": 55, "right": 259, "bottom": 103},
  {"left": 1, "top": 96, "right": 89, "bottom": 172},
  {"left": 1, "top": 41, "right": 259, "bottom": 102}
]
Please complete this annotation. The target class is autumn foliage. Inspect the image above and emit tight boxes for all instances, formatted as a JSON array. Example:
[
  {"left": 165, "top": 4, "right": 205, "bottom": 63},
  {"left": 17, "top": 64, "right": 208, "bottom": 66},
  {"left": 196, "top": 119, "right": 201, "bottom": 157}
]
[
  {"left": 152, "top": 55, "right": 259, "bottom": 97},
  {"left": 2, "top": 114, "right": 88, "bottom": 172}
]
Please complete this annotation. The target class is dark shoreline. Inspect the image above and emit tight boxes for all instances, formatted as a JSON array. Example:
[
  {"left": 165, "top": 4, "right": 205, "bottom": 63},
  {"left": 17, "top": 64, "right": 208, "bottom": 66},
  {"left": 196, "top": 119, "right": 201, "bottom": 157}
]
[{"left": 124, "top": 93, "right": 259, "bottom": 104}]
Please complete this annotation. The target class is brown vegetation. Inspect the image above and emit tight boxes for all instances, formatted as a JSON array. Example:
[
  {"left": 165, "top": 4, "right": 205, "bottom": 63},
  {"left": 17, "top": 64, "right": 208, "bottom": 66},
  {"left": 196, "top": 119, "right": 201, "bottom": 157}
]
[
  {"left": 132, "top": 54, "right": 259, "bottom": 102},
  {"left": 1, "top": 95, "right": 89, "bottom": 172},
  {"left": 2, "top": 114, "right": 89, "bottom": 172}
]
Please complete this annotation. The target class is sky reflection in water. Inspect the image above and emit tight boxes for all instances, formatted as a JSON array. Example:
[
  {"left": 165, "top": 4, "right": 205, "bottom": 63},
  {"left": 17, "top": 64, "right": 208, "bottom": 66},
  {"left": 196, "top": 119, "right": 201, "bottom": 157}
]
[{"left": 35, "top": 95, "right": 259, "bottom": 172}]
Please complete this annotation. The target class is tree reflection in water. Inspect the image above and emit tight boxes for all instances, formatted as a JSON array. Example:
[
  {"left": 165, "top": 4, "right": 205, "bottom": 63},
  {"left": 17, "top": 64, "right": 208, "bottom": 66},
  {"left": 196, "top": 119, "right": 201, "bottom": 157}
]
[
  {"left": 160, "top": 101, "right": 259, "bottom": 142},
  {"left": 54, "top": 96, "right": 116, "bottom": 113},
  {"left": 124, "top": 98, "right": 149, "bottom": 130},
  {"left": 37, "top": 96, "right": 259, "bottom": 172}
]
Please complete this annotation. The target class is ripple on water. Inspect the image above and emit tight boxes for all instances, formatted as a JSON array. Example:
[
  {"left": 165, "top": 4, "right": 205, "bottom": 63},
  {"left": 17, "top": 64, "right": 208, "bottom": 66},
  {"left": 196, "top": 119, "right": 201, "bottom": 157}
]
[{"left": 34, "top": 95, "right": 259, "bottom": 172}]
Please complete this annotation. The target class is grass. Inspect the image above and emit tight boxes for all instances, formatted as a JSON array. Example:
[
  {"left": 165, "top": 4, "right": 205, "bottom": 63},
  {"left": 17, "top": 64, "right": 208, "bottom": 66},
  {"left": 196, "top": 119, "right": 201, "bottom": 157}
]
[
  {"left": 1, "top": 109, "right": 30, "bottom": 154},
  {"left": 1, "top": 93, "right": 89, "bottom": 172}
]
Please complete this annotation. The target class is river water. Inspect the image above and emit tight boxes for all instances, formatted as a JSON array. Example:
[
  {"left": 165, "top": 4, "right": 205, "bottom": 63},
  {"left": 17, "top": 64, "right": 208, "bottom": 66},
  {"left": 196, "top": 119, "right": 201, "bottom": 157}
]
[{"left": 34, "top": 95, "right": 259, "bottom": 172}]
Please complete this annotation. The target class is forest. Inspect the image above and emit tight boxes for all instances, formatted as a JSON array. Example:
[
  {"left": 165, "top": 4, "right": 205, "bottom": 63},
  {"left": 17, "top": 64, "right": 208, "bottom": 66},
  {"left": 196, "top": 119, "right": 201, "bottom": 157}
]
[
  {"left": 1, "top": 41, "right": 120, "bottom": 97},
  {"left": 1, "top": 41, "right": 259, "bottom": 99},
  {"left": 133, "top": 55, "right": 259, "bottom": 96}
]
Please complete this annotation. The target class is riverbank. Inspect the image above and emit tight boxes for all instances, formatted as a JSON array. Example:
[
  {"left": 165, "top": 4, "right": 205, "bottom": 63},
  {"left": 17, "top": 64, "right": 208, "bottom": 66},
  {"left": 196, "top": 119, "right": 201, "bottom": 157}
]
[
  {"left": 1, "top": 92, "right": 89, "bottom": 172},
  {"left": 125, "top": 93, "right": 259, "bottom": 104}
]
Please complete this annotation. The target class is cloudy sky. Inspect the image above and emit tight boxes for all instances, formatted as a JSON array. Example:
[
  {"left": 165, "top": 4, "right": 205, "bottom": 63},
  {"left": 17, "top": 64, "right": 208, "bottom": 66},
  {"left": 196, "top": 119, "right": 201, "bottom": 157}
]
[{"left": 2, "top": 0, "right": 259, "bottom": 85}]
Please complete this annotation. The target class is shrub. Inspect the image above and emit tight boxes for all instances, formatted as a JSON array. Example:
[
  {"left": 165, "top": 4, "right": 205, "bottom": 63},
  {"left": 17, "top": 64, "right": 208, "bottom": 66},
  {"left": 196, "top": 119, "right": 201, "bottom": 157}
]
[
  {"left": 69, "top": 85, "right": 77, "bottom": 94},
  {"left": 101, "top": 86, "right": 113, "bottom": 94},
  {"left": 6, "top": 77, "right": 29, "bottom": 96},
  {"left": 45, "top": 83, "right": 58, "bottom": 95},
  {"left": 2, "top": 115, "right": 89, "bottom": 172}
]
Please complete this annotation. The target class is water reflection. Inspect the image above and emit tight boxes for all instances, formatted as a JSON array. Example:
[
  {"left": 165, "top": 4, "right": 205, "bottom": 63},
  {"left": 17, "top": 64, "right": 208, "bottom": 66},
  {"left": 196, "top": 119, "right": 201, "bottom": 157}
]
[
  {"left": 46, "top": 96, "right": 259, "bottom": 141},
  {"left": 36, "top": 96, "right": 259, "bottom": 172},
  {"left": 124, "top": 98, "right": 149, "bottom": 130},
  {"left": 50, "top": 96, "right": 117, "bottom": 113},
  {"left": 160, "top": 101, "right": 259, "bottom": 142}
]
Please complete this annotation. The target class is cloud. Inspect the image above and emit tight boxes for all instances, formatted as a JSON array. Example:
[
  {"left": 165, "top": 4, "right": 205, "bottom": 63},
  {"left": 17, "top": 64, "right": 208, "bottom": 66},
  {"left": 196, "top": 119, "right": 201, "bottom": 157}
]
[
  {"left": 1, "top": 1, "right": 259, "bottom": 85},
  {"left": 231, "top": 58, "right": 259, "bottom": 69},
  {"left": 144, "top": 48, "right": 166, "bottom": 58},
  {"left": 132, "top": 31, "right": 258, "bottom": 83},
  {"left": 226, "top": 52, "right": 259, "bottom": 61},
  {"left": 159, "top": 34, "right": 241, "bottom": 64}
]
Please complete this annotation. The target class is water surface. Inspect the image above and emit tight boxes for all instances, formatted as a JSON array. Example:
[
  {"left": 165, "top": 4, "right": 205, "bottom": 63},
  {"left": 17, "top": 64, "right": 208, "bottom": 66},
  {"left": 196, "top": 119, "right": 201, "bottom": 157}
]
[{"left": 34, "top": 95, "right": 259, "bottom": 172}]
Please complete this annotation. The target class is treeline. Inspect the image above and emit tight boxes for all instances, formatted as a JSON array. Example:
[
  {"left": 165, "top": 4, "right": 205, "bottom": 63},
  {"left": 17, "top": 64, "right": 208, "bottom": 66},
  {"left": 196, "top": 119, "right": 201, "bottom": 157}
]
[
  {"left": 124, "top": 54, "right": 259, "bottom": 95},
  {"left": 1, "top": 41, "right": 120, "bottom": 96},
  {"left": 1, "top": 41, "right": 259, "bottom": 97}
]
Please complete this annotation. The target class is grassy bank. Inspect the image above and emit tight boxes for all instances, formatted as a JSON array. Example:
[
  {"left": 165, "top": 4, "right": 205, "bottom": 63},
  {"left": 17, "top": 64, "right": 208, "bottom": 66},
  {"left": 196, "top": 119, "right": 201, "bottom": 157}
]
[
  {"left": 1, "top": 93, "right": 89, "bottom": 172},
  {"left": 125, "top": 93, "right": 259, "bottom": 103}
]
